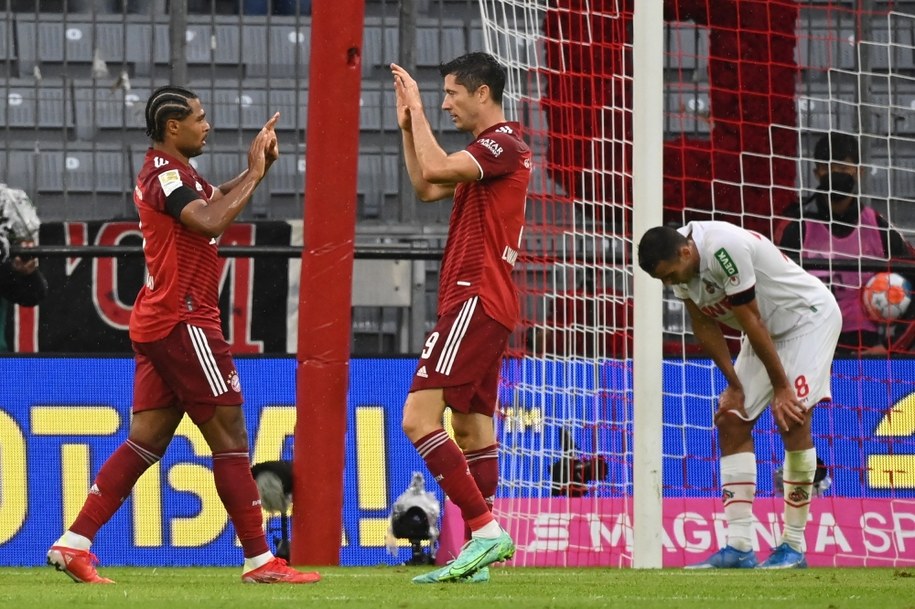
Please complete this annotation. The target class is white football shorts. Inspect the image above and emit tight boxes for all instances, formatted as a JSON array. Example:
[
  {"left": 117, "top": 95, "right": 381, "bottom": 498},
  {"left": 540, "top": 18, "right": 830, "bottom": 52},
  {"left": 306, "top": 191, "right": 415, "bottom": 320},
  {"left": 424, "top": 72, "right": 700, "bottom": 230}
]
[{"left": 733, "top": 302, "right": 842, "bottom": 421}]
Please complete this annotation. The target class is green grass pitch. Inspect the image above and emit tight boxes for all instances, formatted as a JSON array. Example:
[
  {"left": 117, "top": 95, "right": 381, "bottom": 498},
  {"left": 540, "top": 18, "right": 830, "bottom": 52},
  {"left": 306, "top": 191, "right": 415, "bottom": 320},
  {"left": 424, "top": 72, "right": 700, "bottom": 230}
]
[{"left": 1, "top": 566, "right": 913, "bottom": 609}]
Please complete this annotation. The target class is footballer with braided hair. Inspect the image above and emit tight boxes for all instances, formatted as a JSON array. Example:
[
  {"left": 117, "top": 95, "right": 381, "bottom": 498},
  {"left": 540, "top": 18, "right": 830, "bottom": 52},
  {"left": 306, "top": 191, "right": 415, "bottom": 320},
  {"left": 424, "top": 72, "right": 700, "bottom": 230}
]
[{"left": 47, "top": 86, "right": 319, "bottom": 585}]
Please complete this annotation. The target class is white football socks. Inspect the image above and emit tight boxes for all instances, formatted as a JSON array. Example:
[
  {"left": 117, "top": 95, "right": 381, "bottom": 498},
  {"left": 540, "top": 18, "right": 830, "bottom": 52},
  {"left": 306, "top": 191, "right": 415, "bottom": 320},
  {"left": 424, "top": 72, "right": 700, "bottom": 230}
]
[
  {"left": 243, "top": 551, "right": 274, "bottom": 573},
  {"left": 781, "top": 448, "right": 816, "bottom": 553},
  {"left": 720, "top": 452, "right": 757, "bottom": 553},
  {"left": 471, "top": 520, "right": 503, "bottom": 539},
  {"left": 54, "top": 531, "right": 91, "bottom": 551}
]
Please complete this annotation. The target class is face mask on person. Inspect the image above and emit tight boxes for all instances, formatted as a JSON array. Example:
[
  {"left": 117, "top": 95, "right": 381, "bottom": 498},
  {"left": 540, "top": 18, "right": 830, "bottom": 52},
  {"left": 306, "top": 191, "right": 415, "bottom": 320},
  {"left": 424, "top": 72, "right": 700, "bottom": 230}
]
[{"left": 815, "top": 171, "right": 857, "bottom": 209}]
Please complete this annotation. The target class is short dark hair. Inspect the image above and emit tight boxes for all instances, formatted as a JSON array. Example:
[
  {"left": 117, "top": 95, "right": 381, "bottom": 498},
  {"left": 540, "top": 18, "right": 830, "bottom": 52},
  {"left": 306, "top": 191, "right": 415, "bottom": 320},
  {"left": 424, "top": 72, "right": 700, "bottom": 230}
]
[
  {"left": 637, "top": 226, "right": 688, "bottom": 275},
  {"left": 439, "top": 52, "right": 507, "bottom": 104},
  {"left": 145, "top": 86, "right": 198, "bottom": 142},
  {"left": 813, "top": 132, "right": 859, "bottom": 165}
]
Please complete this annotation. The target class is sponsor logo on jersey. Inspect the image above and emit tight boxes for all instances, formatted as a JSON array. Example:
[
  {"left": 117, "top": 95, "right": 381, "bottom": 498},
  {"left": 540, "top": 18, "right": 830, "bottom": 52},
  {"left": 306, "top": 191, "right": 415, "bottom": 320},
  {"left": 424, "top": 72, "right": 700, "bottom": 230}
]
[
  {"left": 145, "top": 274, "right": 155, "bottom": 291},
  {"left": 714, "top": 248, "right": 739, "bottom": 277},
  {"left": 89, "top": 484, "right": 101, "bottom": 497},
  {"left": 228, "top": 370, "right": 242, "bottom": 393},
  {"left": 416, "top": 365, "right": 428, "bottom": 378},
  {"left": 157, "top": 169, "right": 183, "bottom": 196},
  {"left": 153, "top": 156, "right": 169, "bottom": 168},
  {"left": 478, "top": 137, "right": 503, "bottom": 157},
  {"left": 523, "top": 157, "right": 532, "bottom": 169},
  {"left": 502, "top": 245, "right": 518, "bottom": 266}
]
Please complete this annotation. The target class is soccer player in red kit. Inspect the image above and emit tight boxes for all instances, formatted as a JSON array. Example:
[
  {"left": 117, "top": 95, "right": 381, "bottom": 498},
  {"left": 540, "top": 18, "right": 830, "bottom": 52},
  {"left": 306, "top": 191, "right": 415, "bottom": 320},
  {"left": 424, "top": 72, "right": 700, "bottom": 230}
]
[
  {"left": 46, "top": 86, "right": 319, "bottom": 585},
  {"left": 391, "top": 53, "right": 531, "bottom": 584}
]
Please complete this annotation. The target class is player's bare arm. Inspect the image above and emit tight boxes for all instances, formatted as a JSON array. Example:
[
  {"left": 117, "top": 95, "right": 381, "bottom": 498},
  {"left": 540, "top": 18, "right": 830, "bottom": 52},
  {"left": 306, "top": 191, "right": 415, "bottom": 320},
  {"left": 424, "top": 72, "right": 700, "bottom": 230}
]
[
  {"left": 392, "top": 63, "right": 456, "bottom": 201},
  {"left": 730, "top": 298, "right": 806, "bottom": 431},
  {"left": 181, "top": 116, "right": 278, "bottom": 238},
  {"left": 685, "top": 299, "right": 748, "bottom": 421}
]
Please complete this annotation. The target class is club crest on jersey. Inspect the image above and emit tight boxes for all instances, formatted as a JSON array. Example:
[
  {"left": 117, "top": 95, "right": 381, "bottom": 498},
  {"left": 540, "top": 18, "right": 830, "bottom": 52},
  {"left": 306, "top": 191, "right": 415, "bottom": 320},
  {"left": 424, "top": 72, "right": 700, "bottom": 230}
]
[
  {"left": 702, "top": 279, "right": 718, "bottom": 294},
  {"left": 227, "top": 370, "right": 241, "bottom": 393},
  {"left": 714, "top": 248, "right": 739, "bottom": 277}
]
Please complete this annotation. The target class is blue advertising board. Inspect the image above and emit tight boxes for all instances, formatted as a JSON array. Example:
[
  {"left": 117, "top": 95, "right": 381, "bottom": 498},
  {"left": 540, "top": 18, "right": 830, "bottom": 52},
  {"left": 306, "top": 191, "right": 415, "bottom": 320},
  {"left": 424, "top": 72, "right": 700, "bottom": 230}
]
[{"left": 0, "top": 357, "right": 912, "bottom": 566}]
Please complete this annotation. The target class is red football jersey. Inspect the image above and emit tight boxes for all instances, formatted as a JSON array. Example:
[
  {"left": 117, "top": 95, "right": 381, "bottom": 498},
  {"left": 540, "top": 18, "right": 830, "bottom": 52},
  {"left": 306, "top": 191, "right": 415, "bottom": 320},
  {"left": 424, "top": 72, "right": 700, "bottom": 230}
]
[
  {"left": 129, "top": 148, "right": 220, "bottom": 343},
  {"left": 438, "top": 122, "right": 532, "bottom": 330}
]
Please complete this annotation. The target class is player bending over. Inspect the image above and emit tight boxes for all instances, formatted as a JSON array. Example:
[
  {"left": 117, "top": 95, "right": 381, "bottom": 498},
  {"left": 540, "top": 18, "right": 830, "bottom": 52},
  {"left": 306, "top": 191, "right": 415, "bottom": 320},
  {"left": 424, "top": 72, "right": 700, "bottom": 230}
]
[{"left": 638, "top": 221, "right": 841, "bottom": 569}]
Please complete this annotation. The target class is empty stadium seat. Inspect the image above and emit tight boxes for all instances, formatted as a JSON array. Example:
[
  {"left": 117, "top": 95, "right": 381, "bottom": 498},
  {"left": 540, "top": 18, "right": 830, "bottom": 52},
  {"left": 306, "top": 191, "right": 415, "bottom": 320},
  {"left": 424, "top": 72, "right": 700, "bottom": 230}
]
[
  {"left": 73, "top": 83, "right": 149, "bottom": 141},
  {"left": 36, "top": 147, "right": 131, "bottom": 194},
  {"left": 665, "top": 84, "right": 711, "bottom": 134},
  {"left": 362, "top": 16, "right": 398, "bottom": 75},
  {"left": 236, "top": 17, "right": 310, "bottom": 79},
  {"left": 358, "top": 148, "right": 400, "bottom": 218},
  {"left": 15, "top": 16, "right": 141, "bottom": 78},
  {"left": 0, "top": 79, "right": 74, "bottom": 141},
  {"left": 797, "top": 16, "right": 858, "bottom": 78},
  {"left": 866, "top": 15, "right": 915, "bottom": 71},
  {"left": 795, "top": 81, "right": 858, "bottom": 133}
]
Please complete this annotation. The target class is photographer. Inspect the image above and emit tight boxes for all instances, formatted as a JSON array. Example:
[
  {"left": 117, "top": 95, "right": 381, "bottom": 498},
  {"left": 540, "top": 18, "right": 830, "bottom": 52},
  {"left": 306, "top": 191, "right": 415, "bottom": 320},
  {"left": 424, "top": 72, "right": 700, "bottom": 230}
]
[{"left": 0, "top": 185, "right": 47, "bottom": 353}]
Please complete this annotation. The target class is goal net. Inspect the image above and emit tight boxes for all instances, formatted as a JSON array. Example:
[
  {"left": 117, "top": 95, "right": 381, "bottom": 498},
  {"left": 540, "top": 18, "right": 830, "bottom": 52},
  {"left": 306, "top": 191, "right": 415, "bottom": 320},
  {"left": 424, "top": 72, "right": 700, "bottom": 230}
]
[{"left": 473, "top": 0, "right": 915, "bottom": 568}]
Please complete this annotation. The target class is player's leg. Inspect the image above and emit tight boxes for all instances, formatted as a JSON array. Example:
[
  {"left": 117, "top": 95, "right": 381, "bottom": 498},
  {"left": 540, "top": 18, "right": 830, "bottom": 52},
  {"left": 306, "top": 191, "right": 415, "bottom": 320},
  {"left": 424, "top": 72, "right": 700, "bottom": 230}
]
[
  {"left": 161, "top": 323, "right": 318, "bottom": 584},
  {"left": 687, "top": 340, "right": 767, "bottom": 569},
  {"left": 758, "top": 404, "right": 816, "bottom": 569},
  {"left": 47, "top": 353, "right": 183, "bottom": 584},
  {"left": 759, "top": 309, "right": 838, "bottom": 569},
  {"left": 454, "top": 411, "right": 498, "bottom": 542},
  {"left": 192, "top": 405, "right": 315, "bottom": 584},
  {"left": 405, "top": 300, "right": 513, "bottom": 582}
]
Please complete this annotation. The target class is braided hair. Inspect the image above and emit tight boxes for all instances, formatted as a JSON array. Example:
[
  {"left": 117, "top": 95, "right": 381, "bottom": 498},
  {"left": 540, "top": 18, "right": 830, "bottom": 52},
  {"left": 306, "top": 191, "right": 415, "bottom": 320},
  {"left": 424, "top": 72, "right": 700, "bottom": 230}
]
[{"left": 145, "top": 86, "right": 198, "bottom": 142}]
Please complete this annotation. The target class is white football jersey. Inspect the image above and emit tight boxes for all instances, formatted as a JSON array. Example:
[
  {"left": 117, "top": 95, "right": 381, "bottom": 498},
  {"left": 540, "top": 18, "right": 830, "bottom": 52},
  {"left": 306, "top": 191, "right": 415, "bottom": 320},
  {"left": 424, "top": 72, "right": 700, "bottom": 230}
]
[{"left": 672, "top": 221, "right": 837, "bottom": 339}]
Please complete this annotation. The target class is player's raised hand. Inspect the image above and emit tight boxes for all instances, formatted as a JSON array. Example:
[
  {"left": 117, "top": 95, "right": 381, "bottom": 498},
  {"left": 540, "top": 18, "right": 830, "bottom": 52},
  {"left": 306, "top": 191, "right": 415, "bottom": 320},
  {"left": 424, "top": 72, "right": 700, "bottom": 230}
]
[
  {"left": 263, "top": 112, "right": 280, "bottom": 170},
  {"left": 391, "top": 63, "right": 421, "bottom": 130},
  {"left": 247, "top": 112, "right": 280, "bottom": 178}
]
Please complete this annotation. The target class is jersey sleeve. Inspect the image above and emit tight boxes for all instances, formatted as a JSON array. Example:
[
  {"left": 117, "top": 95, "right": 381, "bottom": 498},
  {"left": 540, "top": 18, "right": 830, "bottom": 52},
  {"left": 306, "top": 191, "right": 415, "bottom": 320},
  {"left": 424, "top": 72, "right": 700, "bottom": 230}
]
[
  {"left": 706, "top": 233, "right": 757, "bottom": 296},
  {"left": 465, "top": 131, "right": 524, "bottom": 180},
  {"left": 148, "top": 165, "right": 208, "bottom": 218}
]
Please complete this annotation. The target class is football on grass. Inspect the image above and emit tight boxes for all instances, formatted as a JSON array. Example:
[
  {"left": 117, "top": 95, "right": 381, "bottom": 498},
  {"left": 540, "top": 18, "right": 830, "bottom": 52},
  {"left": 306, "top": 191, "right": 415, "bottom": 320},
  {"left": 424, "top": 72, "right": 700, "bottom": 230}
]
[{"left": 862, "top": 272, "right": 912, "bottom": 321}]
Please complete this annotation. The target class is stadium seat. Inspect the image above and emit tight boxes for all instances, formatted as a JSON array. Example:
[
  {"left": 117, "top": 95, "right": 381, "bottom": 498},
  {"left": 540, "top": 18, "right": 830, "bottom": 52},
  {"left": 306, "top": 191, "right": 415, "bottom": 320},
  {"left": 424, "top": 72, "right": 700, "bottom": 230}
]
[
  {"left": 417, "top": 19, "right": 466, "bottom": 67},
  {"left": 866, "top": 15, "right": 915, "bottom": 71},
  {"left": 362, "top": 16, "right": 398, "bottom": 76},
  {"left": 15, "top": 16, "right": 136, "bottom": 79},
  {"left": 665, "top": 84, "right": 710, "bottom": 134},
  {"left": 358, "top": 148, "right": 399, "bottom": 218},
  {"left": 469, "top": 20, "right": 484, "bottom": 53},
  {"left": 36, "top": 147, "right": 131, "bottom": 194},
  {"left": 797, "top": 15, "right": 858, "bottom": 78},
  {"left": 73, "top": 82, "right": 149, "bottom": 142},
  {"left": 666, "top": 22, "right": 708, "bottom": 75},
  {"left": 124, "top": 20, "right": 170, "bottom": 76},
  {"left": 0, "top": 148, "right": 36, "bottom": 195},
  {"left": 0, "top": 17, "right": 14, "bottom": 64},
  {"left": 238, "top": 17, "right": 310, "bottom": 79},
  {"left": 795, "top": 81, "right": 857, "bottom": 133}
]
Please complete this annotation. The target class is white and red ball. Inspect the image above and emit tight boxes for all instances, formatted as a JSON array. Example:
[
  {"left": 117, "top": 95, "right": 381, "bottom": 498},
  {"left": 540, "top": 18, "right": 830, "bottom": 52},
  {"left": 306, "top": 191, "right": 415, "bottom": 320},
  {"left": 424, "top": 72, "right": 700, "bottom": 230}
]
[{"left": 862, "top": 272, "right": 912, "bottom": 321}]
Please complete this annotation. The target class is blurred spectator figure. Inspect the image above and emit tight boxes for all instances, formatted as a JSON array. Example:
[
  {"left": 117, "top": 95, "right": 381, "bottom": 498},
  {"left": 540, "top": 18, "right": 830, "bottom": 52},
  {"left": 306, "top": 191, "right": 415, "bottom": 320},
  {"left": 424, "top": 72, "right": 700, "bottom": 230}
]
[
  {"left": 777, "top": 132, "right": 914, "bottom": 353},
  {"left": 0, "top": 185, "right": 47, "bottom": 353}
]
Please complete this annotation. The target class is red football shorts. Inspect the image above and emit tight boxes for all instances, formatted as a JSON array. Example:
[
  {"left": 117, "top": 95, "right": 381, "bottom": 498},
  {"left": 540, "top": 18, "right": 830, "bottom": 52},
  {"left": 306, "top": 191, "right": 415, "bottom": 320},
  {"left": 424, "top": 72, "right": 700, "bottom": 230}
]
[
  {"left": 409, "top": 296, "right": 510, "bottom": 416},
  {"left": 132, "top": 322, "right": 243, "bottom": 424}
]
